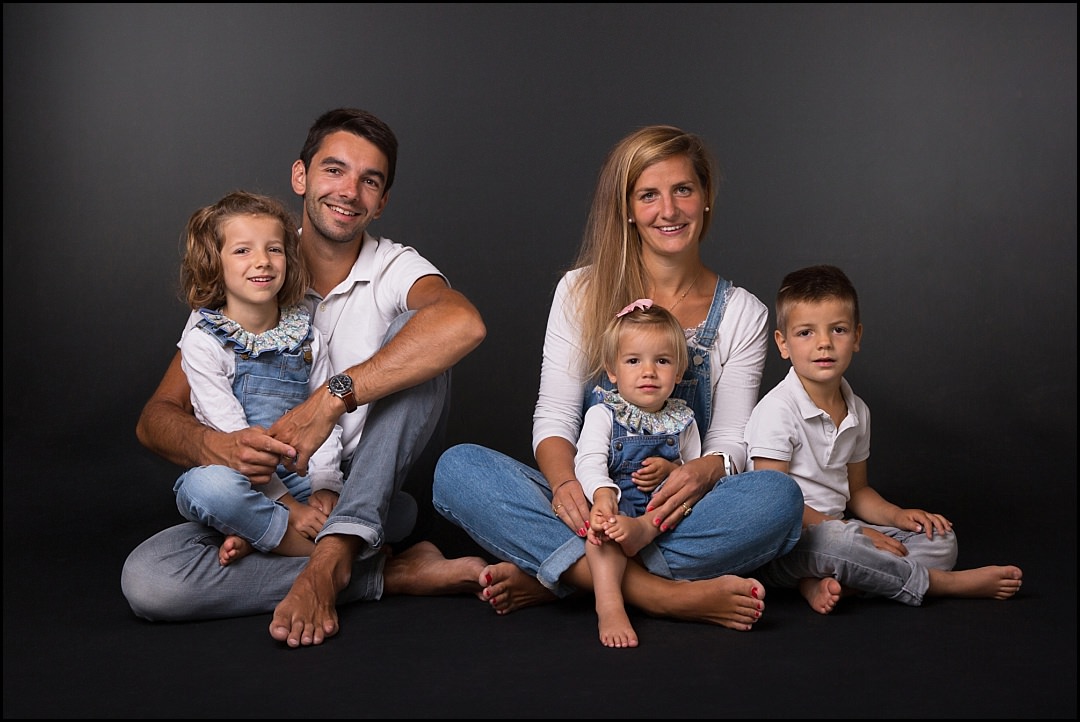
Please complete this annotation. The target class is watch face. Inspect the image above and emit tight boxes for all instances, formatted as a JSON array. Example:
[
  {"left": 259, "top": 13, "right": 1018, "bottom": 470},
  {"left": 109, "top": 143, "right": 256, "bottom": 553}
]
[{"left": 329, "top": 374, "right": 353, "bottom": 395}]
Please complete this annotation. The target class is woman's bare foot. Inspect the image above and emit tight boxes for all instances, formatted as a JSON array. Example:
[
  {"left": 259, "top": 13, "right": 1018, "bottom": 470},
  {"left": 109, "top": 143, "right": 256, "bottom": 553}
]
[
  {"left": 478, "top": 561, "right": 558, "bottom": 614},
  {"left": 383, "top": 541, "right": 488, "bottom": 596},
  {"left": 929, "top": 565, "right": 1023, "bottom": 600},
  {"left": 597, "top": 597, "right": 639, "bottom": 648},
  {"left": 634, "top": 572, "right": 765, "bottom": 631},
  {"left": 218, "top": 535, "right": 254, "bottom": 566},
  {"left": 799, "top": 576, "right": 842, "bottom": 614},
  {"left": 604, "top": 514, "right": 659, "bottom": 557}
]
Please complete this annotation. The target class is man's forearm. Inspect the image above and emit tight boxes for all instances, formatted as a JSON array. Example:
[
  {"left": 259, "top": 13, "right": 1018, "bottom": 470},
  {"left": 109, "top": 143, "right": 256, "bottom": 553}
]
[{"left": 136, "top": 397, "right": 212, "bottom": 469}]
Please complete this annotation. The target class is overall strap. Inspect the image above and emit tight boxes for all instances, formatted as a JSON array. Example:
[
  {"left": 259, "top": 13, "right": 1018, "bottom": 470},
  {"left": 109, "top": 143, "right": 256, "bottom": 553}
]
[{"left": 693, "top": 277, "right": 732, "bottom": 349}]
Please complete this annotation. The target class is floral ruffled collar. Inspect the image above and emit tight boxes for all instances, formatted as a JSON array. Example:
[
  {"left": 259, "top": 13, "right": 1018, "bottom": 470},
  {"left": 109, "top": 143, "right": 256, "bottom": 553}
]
[
  {"left": 197, "top": 304, "right": 311, "bottom": 357},
  {"left": 594, "top": 386, "right": 695, "bottom": 435}
]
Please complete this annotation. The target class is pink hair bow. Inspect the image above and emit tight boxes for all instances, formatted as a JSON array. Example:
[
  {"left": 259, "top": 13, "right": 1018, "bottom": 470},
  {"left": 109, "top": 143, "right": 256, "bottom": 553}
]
[{"left": 616, "top": 298, "right": 653, "bottom": 317}]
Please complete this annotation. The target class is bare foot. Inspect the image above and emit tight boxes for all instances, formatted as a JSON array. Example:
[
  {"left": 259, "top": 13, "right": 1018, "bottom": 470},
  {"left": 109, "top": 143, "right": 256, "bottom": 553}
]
[
  {"left": 643, "top": 574, "right": 765, "bottom": 631},
  {"left": 269, "top": 535, "right": 356, "bottom": 648},
  {"left": 383, "top": 541, "right": 487, "bottom": 596},
  {"left": 929, "top": 565, "right": 1023, "bottom": 600},
  {"left": 597, "top": 597, "right": 639, "bottom": 648},
  {"left": 218, "top": 535, "right": 254, "bottom": 566},
  {"left": 604, "top": 514, "right": 659, "bottom": 557},
  {"left": 799, "top": 576, "right": 842, "bottom": 614},
  {"left": 479, "top": 561, "right": 558, "bottom": 614}
]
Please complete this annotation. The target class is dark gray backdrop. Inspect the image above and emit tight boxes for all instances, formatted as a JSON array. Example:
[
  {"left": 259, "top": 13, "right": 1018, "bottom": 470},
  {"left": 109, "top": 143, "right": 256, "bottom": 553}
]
[{"left": 3, "top": 4, "right": 1076, "bottom": 539}]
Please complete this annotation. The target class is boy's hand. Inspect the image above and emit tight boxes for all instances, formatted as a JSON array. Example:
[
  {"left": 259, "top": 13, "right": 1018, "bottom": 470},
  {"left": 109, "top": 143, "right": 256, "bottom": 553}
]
[
  {"left": 859, "top": 526, "right": 908, "bottom": 557},
  {"left": 896, "top": 508, "right": 953, "bottom": 539}
]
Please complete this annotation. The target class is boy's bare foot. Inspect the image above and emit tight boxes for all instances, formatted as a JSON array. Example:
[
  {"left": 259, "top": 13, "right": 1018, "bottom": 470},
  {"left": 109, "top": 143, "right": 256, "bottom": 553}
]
[
  {"left": 478, "top": 562, "right": 558, "bottom": 614},
  {"left": 218, "top": 535, "right": 254, "bottom": 566},
  {"left": 929, "top": 565, "right": 1023, "bottom": 600},
  {"left": 383, "top": 541, "right": 487, "bottom": 596},
  {"left": 269, "top": 535, "right": 356, "bottom": 648},
  {"left": 597, "top": 596, "right": 639, "bottom": 648},
  {"left": 799, "top": 576, "right": 842, "bottom": 614},
  {"left": 604, "top": 514, "right": 659, "bottom": 557}
]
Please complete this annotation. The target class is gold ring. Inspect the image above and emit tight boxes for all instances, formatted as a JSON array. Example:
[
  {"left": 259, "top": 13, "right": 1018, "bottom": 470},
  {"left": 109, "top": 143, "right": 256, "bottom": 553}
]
[
  {"left": 553, "top": 504, "right": 564, "bottom": 516},
  {"left": 681, "top": 502, "right": 692, "bottom": 517}
]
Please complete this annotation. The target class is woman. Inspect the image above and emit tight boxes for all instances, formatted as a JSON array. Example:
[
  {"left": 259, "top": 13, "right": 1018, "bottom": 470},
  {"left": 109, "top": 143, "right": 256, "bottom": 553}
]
[{"left": 433, "top": 125, "right": 803, "bottom": 631}]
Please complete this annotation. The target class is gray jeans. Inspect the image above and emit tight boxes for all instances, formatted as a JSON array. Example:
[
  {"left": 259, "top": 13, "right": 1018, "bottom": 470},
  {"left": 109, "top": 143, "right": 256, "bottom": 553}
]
[{"left": 755, "top": 518, "right": 959, "bottom": 606}]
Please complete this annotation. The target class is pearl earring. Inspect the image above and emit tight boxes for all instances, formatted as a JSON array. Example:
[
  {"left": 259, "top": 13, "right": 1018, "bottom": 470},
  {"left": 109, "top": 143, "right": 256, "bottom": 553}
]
[
  {"left": 705, "top": 206, "right": 710, "bottom": 212},
  {"left": 628, "top": 217, "right": 634, "bottom": 224}
]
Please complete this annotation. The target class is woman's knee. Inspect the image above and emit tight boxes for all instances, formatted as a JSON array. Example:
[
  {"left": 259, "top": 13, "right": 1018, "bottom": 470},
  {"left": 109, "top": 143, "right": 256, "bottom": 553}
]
[{"left": 433, "top": 444, "right": 485, "bottom": 507}]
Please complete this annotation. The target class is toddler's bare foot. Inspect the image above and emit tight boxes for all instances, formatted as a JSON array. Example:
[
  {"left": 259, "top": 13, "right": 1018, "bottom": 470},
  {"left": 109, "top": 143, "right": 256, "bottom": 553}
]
[
  {"left": 218, "top": 535, "right": 254, "bottom": 566},
  {"left": 930, "top": 565, "right": 1023, "bottom": 600},
  {"left": 383, "top": 541, "right": 487, "bottom": 596},
  {"left": 799, "top": 576, "right": 842, "bottom": 614},
  {"left": 479, "top": 562, "right": 557, "bottom": 614},
  {"left": 605, "top": 514, "right": 659, "bottom": 557},
  {"left": 596, "top": 597, "right": 639, "bottom": 648}
]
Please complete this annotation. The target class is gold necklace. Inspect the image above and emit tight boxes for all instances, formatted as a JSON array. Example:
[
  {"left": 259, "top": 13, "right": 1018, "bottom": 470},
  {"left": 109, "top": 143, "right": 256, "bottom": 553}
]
[{"left": 665, "top": 268, "right": 703, "bottom": 312}]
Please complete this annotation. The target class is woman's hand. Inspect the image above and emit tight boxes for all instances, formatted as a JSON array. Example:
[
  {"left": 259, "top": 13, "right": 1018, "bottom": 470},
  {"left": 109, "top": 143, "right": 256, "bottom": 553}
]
[
  {"left": 645, "top": 456, "right": 715, "bottom": 531},
  {"left": 551, "top": 479, "right": 589, "bottom": 538}
]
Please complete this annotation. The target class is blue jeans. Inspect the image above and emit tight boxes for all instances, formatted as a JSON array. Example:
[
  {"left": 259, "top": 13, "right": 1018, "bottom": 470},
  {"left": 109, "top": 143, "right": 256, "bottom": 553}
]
[
  {"left": 754, "top": 519, "right": 959, "bottom": 606},
  {"left": 173, "top": 464, "right": 312, "bottom": 553},
  {"left": 432, "top": 443, "right": 804, "bottom": 597},
  {"left": 122, "top": 312, "right": 449, "bottom": 621}
]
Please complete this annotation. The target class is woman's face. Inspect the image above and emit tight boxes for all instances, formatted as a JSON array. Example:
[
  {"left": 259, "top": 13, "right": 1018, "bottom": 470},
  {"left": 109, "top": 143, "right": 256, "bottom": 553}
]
[{"left": 629, "top": 155, "right": 706, "bottom": 259}]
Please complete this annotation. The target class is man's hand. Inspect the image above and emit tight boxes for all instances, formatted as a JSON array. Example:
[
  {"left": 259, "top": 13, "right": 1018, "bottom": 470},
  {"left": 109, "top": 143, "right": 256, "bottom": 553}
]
[
  {"left": 199, "top": 426, "right": 296, "bottom": 485},
  {"left": 268, "top": 392, "right": 338, "bottom": 477}
]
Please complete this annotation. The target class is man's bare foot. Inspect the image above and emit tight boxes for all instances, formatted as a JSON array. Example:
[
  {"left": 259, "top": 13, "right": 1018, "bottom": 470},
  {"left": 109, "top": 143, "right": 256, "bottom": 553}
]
[
  {"left": 269, "top": 536, "right": 356, "bottom": 648},
  {"left": 219, "top": 535, "right": 254, "bottom": 566},
  {"left": 604, "top": 514, "right": 659, "bottom": 557},
  {"left": 929, "top": 565, "right": 1023, "bottom": 600},
  {"left": 799, "top": 576, "right": 842, "bottom": 614},
  {"left": 383, "top": 541, "right": 487, "bottom": 596},
  {"left": 478, "top": 562, "right": 558, "bottom": 615},
  {"left": 648, "top": 575, "right": 765, "bottom": 631},
  {"left": 597, "top": 597, "right": 639, "bottom": 648}
]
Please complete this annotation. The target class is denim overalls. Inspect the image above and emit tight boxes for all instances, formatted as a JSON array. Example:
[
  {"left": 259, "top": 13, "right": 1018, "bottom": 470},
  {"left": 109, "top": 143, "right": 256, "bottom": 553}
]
[
  {"left": 606, "top": 416, "right": 685, "bottom": 516},
  {"left": 219, "top": 319, "right": 315, "bottom": 502},
  {"left": 172, "top": 313, "right": 317, "bottom": 551}
]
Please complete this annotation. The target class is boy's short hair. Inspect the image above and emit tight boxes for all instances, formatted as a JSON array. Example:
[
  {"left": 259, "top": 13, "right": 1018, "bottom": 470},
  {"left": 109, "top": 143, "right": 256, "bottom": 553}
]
[{"left": 776, "top": 264, "right": 859, "bottom": 332}]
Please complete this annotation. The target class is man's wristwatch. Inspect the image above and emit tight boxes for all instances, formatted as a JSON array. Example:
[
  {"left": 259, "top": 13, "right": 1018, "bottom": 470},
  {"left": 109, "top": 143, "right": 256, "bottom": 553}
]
[{"left": 327, "top": 373, "right": 358, "bottom": 413}]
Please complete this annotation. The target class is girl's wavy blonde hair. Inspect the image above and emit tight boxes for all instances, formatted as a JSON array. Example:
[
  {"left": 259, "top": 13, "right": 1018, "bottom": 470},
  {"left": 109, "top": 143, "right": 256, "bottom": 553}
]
[{"left": 180, "top": 190, "right": 308, "bottom": 311}]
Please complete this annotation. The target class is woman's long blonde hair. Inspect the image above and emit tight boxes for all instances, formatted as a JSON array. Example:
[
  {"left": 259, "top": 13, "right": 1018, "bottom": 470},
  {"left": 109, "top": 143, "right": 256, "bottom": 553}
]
[{"left": 570, "top": 125, "right": 719, "bottom": 376}]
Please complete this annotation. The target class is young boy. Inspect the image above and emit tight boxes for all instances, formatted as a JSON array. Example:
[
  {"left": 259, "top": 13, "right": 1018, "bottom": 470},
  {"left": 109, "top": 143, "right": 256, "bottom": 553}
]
[{"left": 745, "top": 264, "right": 1022, "bottom": 614}]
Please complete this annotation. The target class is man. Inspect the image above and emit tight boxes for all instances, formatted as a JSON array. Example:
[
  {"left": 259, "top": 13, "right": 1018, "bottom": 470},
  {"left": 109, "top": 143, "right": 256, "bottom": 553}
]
[{"left": 122, "top": 108, "right": 488, "bottom": 647}]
